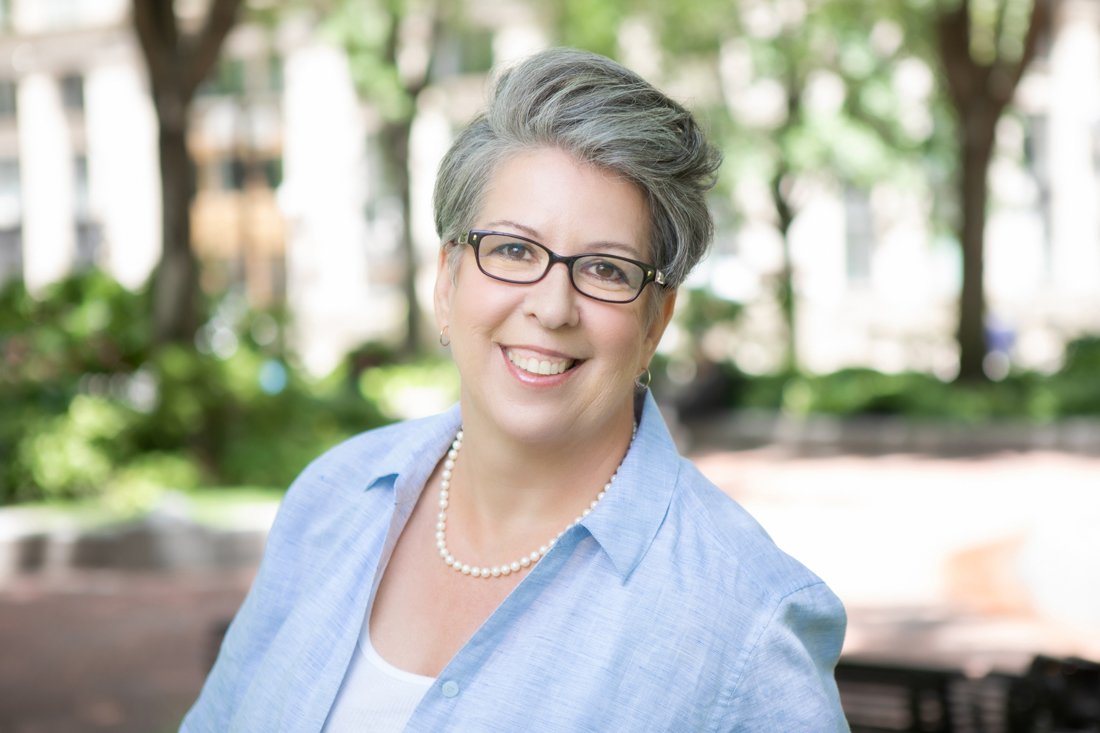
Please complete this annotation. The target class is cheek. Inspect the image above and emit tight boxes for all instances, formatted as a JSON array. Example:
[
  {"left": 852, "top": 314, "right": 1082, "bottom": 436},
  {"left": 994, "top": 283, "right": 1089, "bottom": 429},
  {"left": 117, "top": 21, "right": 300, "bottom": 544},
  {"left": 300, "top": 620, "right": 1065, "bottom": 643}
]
[
  {"left": 451, "top": 279, "right": 519, "bottom": 337},
  {"left": 603, "top": 311, "right": 651, "bottom": 365}
]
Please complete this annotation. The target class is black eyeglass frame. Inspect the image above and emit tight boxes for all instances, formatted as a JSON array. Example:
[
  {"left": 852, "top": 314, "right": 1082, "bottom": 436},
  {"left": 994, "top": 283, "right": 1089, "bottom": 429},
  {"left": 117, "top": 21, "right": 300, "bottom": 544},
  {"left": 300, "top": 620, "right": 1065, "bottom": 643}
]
[{"left": 457, "top": 229, "right": 667, "bottom": 304}]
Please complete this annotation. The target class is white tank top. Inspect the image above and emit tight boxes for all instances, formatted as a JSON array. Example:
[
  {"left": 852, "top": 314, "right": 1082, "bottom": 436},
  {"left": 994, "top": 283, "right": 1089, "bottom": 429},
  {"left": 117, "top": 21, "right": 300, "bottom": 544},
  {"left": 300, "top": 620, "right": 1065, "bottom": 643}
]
[{"left": 323, "top": 628, "right": 436, "bottom": 732}]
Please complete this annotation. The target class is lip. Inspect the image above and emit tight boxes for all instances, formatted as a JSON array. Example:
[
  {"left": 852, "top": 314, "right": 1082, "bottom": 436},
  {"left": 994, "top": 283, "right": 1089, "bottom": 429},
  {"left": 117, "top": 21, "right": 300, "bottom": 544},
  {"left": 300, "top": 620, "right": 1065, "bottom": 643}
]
[{"left": 499, "top": 344, "right": 584, "bottom": 386}]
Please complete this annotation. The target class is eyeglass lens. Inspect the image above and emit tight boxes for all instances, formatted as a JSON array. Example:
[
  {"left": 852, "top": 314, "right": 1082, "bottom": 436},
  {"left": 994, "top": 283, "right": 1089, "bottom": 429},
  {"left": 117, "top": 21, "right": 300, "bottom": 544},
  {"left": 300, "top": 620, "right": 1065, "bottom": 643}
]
[{"left": 475, "top": 233, "right": 646, "bottom": 302}]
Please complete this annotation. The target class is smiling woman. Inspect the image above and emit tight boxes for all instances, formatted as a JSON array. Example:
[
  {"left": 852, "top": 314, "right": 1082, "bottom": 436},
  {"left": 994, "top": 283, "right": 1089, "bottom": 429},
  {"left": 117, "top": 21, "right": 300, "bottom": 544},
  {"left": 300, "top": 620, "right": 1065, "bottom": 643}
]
[{"left": 184, "top": 49, "right": 850, "bottom": 732}]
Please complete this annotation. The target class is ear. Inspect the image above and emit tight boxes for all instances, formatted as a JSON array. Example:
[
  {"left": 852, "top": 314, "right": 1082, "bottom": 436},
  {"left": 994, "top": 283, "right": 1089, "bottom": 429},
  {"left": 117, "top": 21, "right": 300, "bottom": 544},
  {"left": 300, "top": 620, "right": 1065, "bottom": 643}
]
[
  {"left": 433, "top": 243, "right": 454, "bottom": 332},
  {"left": 641, "top": 288, "right": 677, "bottom": 364}
]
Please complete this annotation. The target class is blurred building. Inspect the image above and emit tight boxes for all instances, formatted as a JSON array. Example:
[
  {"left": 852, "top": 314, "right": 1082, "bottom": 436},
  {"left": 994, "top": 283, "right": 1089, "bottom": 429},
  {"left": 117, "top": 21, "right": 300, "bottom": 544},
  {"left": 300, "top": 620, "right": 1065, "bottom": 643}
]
[{"left": 0, "top": 0, "right": 1097, "bottom": 377}]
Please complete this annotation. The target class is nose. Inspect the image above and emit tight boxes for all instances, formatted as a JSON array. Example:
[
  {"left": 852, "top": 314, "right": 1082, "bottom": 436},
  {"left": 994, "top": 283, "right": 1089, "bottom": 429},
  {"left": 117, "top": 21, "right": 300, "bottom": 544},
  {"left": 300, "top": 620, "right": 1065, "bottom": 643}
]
[{"left": 522, "top": 261, "right": 579, "bottom": 329}]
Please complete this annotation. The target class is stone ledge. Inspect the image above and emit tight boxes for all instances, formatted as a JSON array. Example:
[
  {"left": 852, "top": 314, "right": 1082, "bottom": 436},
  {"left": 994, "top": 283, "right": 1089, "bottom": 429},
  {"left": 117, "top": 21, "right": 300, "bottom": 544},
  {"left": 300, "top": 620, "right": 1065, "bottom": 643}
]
[
  {"left": 0, "top": 495, "right": 273, "bottom": 587},
  {"left": 682, "top": 409, "right": 1100, "bottom": 456}
]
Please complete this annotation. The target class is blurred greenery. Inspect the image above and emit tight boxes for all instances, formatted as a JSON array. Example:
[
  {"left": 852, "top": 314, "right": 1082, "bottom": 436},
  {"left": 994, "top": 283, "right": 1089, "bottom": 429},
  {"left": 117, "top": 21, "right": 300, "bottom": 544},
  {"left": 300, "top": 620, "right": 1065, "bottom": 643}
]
[
  {"left": 657, "top": 344, "right": 1100, "bottom": 424},
  {"left": 0, "top": 269, "right": 462, "bottom": 509}
]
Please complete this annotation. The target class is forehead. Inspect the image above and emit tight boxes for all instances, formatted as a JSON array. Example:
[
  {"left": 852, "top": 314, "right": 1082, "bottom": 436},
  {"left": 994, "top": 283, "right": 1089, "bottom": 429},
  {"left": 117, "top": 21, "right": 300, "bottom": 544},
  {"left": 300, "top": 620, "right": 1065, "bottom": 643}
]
[{"left": 477, "top": 147, "right": 649, "bottom": 256}]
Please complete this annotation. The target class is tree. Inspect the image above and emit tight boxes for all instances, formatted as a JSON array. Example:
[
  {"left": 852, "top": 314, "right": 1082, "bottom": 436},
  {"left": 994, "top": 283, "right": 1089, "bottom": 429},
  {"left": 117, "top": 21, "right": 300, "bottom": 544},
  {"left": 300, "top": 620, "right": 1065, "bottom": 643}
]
[
  {"left": 636, "top": 0, "right": 927, "bottom": 373},
  {"left": 929, "top": 0, "right": 1052, "bottom": 381},
  {"left": 132, "top": 0, "right": 245, "bottom": 345},
  {"left": 322, "top": 0, "right": 449, "bottom": 355}
]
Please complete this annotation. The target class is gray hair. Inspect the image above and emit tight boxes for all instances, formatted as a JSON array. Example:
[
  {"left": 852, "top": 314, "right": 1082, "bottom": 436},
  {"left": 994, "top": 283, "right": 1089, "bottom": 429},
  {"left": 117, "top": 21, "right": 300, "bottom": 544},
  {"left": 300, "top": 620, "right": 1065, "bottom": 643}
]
[{"left": 433, "top": 47, "right": 721, "bottom": 290}]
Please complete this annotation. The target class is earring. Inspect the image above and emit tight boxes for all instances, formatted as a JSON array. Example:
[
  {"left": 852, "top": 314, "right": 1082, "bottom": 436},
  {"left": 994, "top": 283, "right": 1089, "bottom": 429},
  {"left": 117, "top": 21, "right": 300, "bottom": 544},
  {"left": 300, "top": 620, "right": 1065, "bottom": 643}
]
[
  {"left": 439, "top": 326, "right": 451, "bottom": 347},
  {"left": 635, "top": 366, "right": 652, "bottom": 390}
]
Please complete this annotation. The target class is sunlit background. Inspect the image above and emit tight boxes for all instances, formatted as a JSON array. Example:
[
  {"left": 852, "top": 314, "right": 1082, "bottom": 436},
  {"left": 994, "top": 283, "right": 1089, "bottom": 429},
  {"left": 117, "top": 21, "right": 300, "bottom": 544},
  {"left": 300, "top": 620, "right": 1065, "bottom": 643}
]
[{"left": 1, "top": 0, "right": 1099, "bottom": 730}]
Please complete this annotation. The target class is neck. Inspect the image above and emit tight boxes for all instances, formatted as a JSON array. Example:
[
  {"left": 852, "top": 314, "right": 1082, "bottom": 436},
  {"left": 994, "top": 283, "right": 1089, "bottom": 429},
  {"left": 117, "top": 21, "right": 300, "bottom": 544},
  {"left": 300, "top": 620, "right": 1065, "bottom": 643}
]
[{"left": 452, "top": 405, "right": 637, "bottom": 529}]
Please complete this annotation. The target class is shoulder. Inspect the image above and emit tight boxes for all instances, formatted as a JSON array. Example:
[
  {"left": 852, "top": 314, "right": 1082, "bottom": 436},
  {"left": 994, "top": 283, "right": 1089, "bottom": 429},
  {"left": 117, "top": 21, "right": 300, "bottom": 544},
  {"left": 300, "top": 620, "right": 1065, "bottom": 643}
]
[
  {"left": 265, "top": 407, "right": 460, "bottom": 540},
  {"left": 665, "top": 462, "right": 848, "bottom": 727},
  {"left": 289, "top": 408, "right": 457, "bottom": 498},
  {"left": 661, "top": 457, "right": 846, "bottom": 658},
  {"left": 671, "top": 459, "right": 831, "bottom": 600}
]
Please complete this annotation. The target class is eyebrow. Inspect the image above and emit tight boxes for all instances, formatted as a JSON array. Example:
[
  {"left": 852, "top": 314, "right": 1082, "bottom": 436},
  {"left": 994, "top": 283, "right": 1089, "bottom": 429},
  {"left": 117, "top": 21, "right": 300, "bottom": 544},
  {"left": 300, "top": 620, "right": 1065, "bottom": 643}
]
[{"left": 482, "top": 220, "right": 643, "bottom": 258}]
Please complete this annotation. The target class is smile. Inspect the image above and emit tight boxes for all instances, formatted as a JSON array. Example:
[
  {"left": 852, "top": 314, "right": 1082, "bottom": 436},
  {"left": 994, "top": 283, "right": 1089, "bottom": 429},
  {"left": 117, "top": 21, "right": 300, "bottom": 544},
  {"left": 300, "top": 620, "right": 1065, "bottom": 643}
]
[{"left": 505, "top": 349, "right": 577, "bottom": 376}]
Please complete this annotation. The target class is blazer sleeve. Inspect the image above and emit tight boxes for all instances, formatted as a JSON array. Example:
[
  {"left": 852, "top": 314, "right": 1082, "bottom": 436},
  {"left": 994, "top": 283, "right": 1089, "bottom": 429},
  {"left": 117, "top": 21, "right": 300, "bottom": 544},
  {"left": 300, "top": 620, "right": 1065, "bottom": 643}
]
[{"left": 717, "top": 581, "right": 850, "bottom": 732}]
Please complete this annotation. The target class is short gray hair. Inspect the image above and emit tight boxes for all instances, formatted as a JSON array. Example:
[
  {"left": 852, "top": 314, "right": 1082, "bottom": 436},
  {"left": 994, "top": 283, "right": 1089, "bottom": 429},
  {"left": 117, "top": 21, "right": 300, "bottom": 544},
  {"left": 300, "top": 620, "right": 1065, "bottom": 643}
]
[{"left": 433, "top": 47, "right": 721, "bottom": 290}]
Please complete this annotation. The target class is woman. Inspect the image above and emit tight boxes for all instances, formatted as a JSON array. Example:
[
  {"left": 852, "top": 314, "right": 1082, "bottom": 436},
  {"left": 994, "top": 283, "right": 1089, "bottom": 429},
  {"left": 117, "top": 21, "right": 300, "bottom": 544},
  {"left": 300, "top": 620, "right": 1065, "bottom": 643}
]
[{"left": 185, "top": 48, "right": 848, "bottom": 731}]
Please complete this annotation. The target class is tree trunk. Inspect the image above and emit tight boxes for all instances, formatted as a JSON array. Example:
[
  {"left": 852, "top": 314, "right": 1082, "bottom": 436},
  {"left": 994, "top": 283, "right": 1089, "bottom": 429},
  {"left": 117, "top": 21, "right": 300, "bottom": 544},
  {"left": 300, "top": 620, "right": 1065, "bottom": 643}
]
[
  {"left": 934, "top": 0, "right": 1052, "bottom": 382},
  {"left": 133, "top": 0, "right": 242, "bottom": 346},
  {"left": 381, "top": 120, "right": 420, "bottom": 356},
  {"left": 956, "top": 110, "right": 997, "bottom": 381},
  {"left": 771, "top": 169, "right": 798, "bottom": 374},
  {"left": 153, "top": 112, "right": 200, "bottom": 344}
]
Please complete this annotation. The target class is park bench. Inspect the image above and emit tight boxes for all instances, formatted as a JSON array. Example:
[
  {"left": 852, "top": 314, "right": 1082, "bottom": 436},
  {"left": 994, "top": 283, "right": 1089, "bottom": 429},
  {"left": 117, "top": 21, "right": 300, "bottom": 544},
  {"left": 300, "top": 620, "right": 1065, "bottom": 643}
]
[{"left": 837, "top": 655, "right": 1100, "bottom": 732}]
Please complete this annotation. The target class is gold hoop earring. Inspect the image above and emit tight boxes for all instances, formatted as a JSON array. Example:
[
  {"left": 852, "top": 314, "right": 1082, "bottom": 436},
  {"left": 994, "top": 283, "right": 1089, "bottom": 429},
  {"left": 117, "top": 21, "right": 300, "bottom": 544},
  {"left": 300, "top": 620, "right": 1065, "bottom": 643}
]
[
  {"left": 635, "top": 367, "right": 652, "bottom": 390},
  {"left": 439, "top": 326, "right": 451, "bottom": 347}
]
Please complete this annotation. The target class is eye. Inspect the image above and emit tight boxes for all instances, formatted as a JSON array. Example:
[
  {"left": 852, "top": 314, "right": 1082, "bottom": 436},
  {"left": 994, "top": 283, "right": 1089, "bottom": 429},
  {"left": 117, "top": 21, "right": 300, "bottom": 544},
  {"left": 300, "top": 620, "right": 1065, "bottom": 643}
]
[
  {"left": 581, "top": 257, "right": 630, "bottom": 284},
  {"left": 486, "top": 241, "right": 537, "bottom": 261}
]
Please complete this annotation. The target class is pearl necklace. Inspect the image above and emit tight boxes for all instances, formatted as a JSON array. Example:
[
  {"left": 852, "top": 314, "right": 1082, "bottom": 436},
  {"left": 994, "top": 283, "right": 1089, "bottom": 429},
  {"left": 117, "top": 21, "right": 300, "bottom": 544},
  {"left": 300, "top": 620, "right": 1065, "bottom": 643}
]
[{"left": 435, "top": 424, "right": 637, "bottom": 579}]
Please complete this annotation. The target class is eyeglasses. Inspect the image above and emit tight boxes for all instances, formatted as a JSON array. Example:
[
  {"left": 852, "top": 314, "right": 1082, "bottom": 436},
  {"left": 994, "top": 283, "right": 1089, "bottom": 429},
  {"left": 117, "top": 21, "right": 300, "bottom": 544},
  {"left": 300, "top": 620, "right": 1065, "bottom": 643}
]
[{"left": 458, "top": 229, "right": 666, "bottom": 304}]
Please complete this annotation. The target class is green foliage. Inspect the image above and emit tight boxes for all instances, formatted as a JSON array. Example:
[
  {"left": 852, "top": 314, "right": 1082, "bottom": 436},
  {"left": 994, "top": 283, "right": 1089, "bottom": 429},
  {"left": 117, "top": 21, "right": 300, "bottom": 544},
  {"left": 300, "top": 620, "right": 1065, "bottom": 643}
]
[
  {"left": 319, "top": 0, "right": 466, "bottom": 123},
  {"left": 358, "top": 358, "right": 459, "bottom": 420},
  {"left": 1048, "top": 337, "right": 1100, "bottom": 416},
  {"left": 552, "top": 0, "right": 631, "bottom": 56},
  {"left": 713, "top": 351, "right": 1100, "bottom": 423},
  {"left": 17, "top": 395, "right": 127, "bottom": 501},
  {"left": 322, "top": 0, "right": 412, "bottom": 121},
  {"left": 0, "top": 270, "right": 389, "bottom": 507},
  {"left": 675, "top": 287, "right": 745, "bottom": 341}
]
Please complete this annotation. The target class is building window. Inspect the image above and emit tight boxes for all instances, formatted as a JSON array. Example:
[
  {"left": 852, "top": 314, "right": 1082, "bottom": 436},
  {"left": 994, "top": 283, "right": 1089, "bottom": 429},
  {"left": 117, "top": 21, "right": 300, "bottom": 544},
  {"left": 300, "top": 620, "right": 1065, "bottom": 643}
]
[
  {"left": 73, "top": 155, "right": 99, "bottom": 270},
  {"left": 214, "top": 157, "right": 247, "bottom": 191},
  {"left": 0, "top": 80, "right": 17, "bottom": 119},
  {"left": 0, "top": 157, "right": 20, "bottom": 283},
  {"left": 435, "top": 28, "right": 494, "bottom": 78},
  {"left": 73, "top": 155, "right": 90, "bottom": 219},
  {"left": 0, "top": 158, "right": 21, "bottom": 224},
  {"left": 0, "top": 225, "right": 21, "bottom": 284},
  {"left": 265, "top": 55, "right": 284, "bottom": 94},
  {"left": 74, "top": 221, "right": 102, "bottom": 270},
  {"left": 844, "top": 185, "right": 874, "bottom": 284},
  {"left": 263, "top": 157, "right": 282, "bottom": 188},
  {"left": 199, "top": 58, "right": 246, "bottom": 97},
  {"left": 60, "top": 74, "right": 84, "bottom": 113}
]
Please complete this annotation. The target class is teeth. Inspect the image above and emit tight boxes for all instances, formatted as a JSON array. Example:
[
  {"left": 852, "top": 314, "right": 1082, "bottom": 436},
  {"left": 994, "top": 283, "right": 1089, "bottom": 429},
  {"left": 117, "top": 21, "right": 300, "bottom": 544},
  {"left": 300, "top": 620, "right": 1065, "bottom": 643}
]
[{"left": 507, "top": 350, "right": 574, "bottom": 376}]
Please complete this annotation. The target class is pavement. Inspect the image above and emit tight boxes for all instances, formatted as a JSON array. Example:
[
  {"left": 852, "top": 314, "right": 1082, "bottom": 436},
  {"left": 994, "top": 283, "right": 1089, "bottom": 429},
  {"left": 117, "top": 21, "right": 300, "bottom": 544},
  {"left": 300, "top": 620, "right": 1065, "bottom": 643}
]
[
  {"left": 2, "top": 439, "right": 1099, "bottom": 732},
  {"left": 0, "top": 570, "right": 252, "bottom": 733}
]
